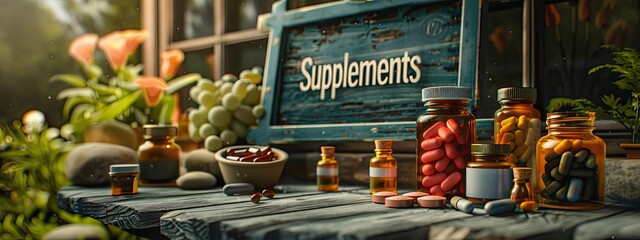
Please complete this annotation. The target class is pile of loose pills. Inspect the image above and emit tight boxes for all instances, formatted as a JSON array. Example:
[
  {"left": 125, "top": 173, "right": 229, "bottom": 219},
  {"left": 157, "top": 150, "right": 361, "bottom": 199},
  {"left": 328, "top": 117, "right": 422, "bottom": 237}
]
[
  {"left": 495, "top": 116, "right": 541, "bottom": 165},
  {"left": 225, "top": 146, "right": 276, "bottom": 162},
  {"left": 540, "top": 139, "right": 598, "bottom": 203},
  {"left": 372, "top": 191, "right": 447, "bottom": 209},
  {"left": 222, "top": 183, "right": 276, "bottom": 204},
  {"left": 419, "top": 119, "right": 468, "bottom": 196}
]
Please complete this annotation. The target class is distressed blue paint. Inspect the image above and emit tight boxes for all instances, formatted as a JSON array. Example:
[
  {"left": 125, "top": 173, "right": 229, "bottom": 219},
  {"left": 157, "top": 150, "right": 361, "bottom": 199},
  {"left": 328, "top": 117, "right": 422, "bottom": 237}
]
[{"left": 249, "top": 0, "right": 482, "bottom": 144}]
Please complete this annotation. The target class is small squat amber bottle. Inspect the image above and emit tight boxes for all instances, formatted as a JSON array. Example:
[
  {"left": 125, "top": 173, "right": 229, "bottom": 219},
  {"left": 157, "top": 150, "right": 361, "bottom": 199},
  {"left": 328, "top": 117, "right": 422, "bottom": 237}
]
[
  {"left": 137, "top": 125, "right": 181, "bottom": 186},
  {"left": 510, "top": 167, "right": 535, "bottom": 205},
  {"left": 317, "top": 146, "right": 339, "bottom": 192},
  {"left": 109, "top": 164, "right": 139, "bottom": 196},
  {"left": 466, "top": 144, "right": 514, "bottom": 205},
  {"left": 370, "top": 140, "right": 397, "bottom": 194}
]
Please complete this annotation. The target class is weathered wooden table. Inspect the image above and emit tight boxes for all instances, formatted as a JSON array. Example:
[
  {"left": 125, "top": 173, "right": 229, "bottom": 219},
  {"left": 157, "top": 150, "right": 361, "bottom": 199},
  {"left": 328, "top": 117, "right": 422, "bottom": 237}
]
[{"left": 58, "top": 183, "right": 640, "bottom": 240}]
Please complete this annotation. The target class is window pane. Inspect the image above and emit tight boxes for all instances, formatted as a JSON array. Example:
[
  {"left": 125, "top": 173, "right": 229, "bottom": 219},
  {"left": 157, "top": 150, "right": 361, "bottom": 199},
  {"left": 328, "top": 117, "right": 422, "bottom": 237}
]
[
  {"left": 181, "top": 48, "right": 215, "bottom": 109},
  {"left": 223, "top": 39, "right": 267, "bottom": 77},
  {"left": 225, "top": 0, "right": 278, "bottom": 32},
  {"left": 172, "top": 0, "right": 214, "bottom": 41}
]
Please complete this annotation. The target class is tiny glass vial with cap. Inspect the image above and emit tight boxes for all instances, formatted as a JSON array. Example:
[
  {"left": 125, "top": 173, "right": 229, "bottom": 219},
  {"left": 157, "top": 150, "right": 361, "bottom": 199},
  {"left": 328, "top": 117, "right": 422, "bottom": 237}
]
[
  {"left": 417, "top": 86, "right": 475, "bottom": 197},
  {"left": 109, "top": 164, "right": 139, "bottom": 196},
  {"left": 137, "top": 125, "right": 181, "bottom": 186},
  {"left": 370, "top": 140, "right": 397, "bottom": 194},
  {"left": 466, "top": 144, "right": 514, "bottom": 205},
  {"left": 510, "top": 167, "right": 535, "bottom": 205},
  {"left": 535, "top": 112, "right": 605, "bottom": 210},
  {"left": 317, "top": 146, "right": 339, "bottom": 192},
  {"left": 494, "top": 87, "right": 541, "bottom": 167}
]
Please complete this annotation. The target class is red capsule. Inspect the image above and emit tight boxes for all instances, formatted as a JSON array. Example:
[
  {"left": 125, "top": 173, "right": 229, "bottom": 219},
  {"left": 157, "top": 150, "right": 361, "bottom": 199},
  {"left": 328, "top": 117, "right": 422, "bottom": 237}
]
[
  {"left": 421, "top": 137, "right": 443, "bottom": 151},
  {"left": 421, "top": 164, "right": 436, "bottom": 176},
  {"left": 444, "top": 142, "right": 458, "bottom": 159},
  {"left": 422, "top": 121, "right": 445, "bottom": 139},
  {"left": 421, "top": 148, "right": 445, "bottom": 164},
  {"left": 435, "top": 157, "right": 450, "bottom": 172},
  {"left": 440, "top": 172, "right": 462, "bottom": 192},
  {"left": 422, "top": 173, "right": 447, "bottom": 187},
  {"left": 438, "top": 127, "right": 455, "bottom": 143}
]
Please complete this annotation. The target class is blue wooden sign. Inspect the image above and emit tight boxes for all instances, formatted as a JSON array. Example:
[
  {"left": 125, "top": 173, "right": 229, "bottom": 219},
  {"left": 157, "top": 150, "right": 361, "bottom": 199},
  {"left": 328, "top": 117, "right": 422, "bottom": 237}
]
[{"left": 248, "top": 0, "right": 481, "bottom": 144}]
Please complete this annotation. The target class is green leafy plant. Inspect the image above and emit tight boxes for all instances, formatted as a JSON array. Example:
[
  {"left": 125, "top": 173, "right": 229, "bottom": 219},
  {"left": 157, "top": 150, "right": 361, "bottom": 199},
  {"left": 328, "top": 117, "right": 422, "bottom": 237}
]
[{"left": 548, "top": 46, "right": 640, "bottom": 142}]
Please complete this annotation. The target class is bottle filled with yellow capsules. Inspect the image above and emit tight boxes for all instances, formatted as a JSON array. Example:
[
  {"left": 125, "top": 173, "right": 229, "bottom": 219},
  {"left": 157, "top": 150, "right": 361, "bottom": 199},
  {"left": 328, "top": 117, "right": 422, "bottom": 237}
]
[
  {"left": 370, "top": 140, "right": 397, "bottom": 194},
  {"left": 494, "top": 87, "right": 541, "bottom": 167},
  {"left": 317, "top": 146, "right": 339, "bottom": 192}
]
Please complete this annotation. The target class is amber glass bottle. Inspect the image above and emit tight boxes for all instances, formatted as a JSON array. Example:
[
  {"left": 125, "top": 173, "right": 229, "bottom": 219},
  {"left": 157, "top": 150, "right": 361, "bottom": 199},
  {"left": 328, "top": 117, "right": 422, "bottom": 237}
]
[
  {"left": 494, "top": 87, "right": 541, "bottom": 167},
  {"left": 467, "top": 144, "right": 514, "bottom": 206},
  {"left": 138, "top": 125, "right": 181, "bottom": 186},
  {"left": 109, "top": 164, "right": 139, "bottom": 196},
  {"left": 416, "top": 86, "right": 475, "bottom": 197},
  {"left": 370, "top": 140, "right": 397, "bottom": 194},
  {"left": 535, "top": 112, "right": 605, "bottom": 210},
  {"left": 317, "top": 146, "right": 339, "bottom": 192},
  {"left": 510, "top": 167, "right": 535, "bottom": 205}
]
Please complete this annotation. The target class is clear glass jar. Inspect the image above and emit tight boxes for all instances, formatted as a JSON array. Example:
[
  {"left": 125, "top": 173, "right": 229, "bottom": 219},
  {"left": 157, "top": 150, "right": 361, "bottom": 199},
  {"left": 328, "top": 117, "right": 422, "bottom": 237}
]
[
  {"left": 138, "top": 125, "right": 181, "bottom": 186},
  {"left": 467, "top": 144, "right": 514, "bottom": 205},
  {"left": 494, "top": 87, "right": 541, "bottom": 167},
  {"left": 416, "top": 86, "right": 475, "bottom": 197},
  {"left": 370, "top": 140, "right": 397, "bottom": 194},
  {"left": 317, "top": 146, "right": 339, "bottom": 192},
  {"left": 510, "top": 167, "right": 535, "bottom": 205},
  {"left": 535, "top": 112, "right": 605, "bottom": 210}
]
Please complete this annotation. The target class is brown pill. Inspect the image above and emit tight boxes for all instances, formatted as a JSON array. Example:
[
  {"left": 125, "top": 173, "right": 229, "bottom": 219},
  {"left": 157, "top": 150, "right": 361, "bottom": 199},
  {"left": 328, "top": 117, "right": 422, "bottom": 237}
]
[
  {"left": 384, "top": 196, "right": 414, "bottom": 208},
  {"left": 262, "top": 189, "right": 275, "bottom": 198},
  {"left": 239, "top": 154, "right": 257, "bottom": 162},
  {"left": 253, "top": 154, "right": 273, "bottom": 162},
  {"left": 402, "top": 191, "right": 430, "bottom": 203},
  {"left": 372, "top": 191, "right": 397, "bottom": 204},
  {"left": 417, "top": 195, "right": 447, "bottom": 208},
  {"left": 250, "top": 193, "right": 262, "bottom": 204}
]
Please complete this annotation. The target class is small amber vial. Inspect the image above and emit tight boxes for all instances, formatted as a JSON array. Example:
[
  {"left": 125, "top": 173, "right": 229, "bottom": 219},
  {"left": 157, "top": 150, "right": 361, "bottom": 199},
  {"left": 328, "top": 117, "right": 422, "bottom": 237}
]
[
  {"left": 137, "top": 125, "right": 181, "bottom": 186},
  {"left": 510, "top": 167, "right": 535, "bottom": 205},
  {"left": 317, "top": 146, "right": 339, "bottom": 192},
  {"left": 370, "top": 140, "right": 397, "bottom": 194},
  {"left": 109, "top": 164, "right": 139, "bottom": 196},
  {"left": 466, "top": 144, "right": 514, "bottom": 206}
]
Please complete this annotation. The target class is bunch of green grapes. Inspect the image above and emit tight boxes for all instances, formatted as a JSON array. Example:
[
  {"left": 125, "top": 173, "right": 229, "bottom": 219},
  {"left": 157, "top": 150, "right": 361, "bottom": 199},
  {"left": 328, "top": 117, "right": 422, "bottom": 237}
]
[{"left": 187, "top": 67, "right": 266, "bottom": 152}]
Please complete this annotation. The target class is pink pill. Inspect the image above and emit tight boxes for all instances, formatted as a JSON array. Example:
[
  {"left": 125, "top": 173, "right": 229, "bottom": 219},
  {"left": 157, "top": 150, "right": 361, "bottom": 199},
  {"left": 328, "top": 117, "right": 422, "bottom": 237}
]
[
  {"left": 438, "top": 127, "right": 455, "bottom": 142},
  {"left": 453, "top": 155, "right": 466, "bottom": 169},
  {"left": 435, "top": 157, "right": 450, "bottom": 172},
  {"left": 444, "top": 142, "right": 458, "bottom": 159},
  {"left": 421, "top": 137, "right": 443, "bottom": 151},
  {"left": 421, "top": 173, "right": 447, "bottom": 187},
  {"left": 420, "top": 148, "right": 444, "bottom": 164},
  {"left": 446, "top": 119, "right": 461, "bottom": 135},
  {"left": 421, "top": 164, "right": 435, "bottom": 176},
  {"left": 422, "top": 121, "right": 445, "bottom": 139},
  {"left": 430, "top": 185, "right": 445, "bottom": 197},
  {"left": 440, "top": 172, "right": 462, "bottom": 192}
]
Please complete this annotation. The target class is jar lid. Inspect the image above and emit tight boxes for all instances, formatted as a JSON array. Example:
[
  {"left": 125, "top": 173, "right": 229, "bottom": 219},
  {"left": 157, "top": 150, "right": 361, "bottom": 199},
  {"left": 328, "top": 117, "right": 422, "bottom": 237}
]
[
  {"left": 497, "top": 87, "right": 537, "bottom": 101},
  {"left": 421, "top": 86, "right": 471, "bottom": 102},
  {"left": 471, "top": 144, "right": 510, "bottom": 155},
  {"left": 109, "top": 164, "right": 139, "bottom": 174},
  {"left": 320, "top": 146, "right": 335, "bottom": 157},
  {"left": 142, "top": 124, "right": 178, "bottom": 138},
  {"left": 374, "top": 139, "right": 393, "bottom": 150},
  {"left": 513, "top": 167, "right": 532, "bottom": 180}
]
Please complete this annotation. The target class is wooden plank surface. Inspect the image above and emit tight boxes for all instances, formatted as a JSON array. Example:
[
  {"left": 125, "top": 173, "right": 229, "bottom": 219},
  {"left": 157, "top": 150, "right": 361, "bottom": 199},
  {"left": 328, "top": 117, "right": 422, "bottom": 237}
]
[{"left": 573, "top": 207, "right": 640, "bottom": 239}]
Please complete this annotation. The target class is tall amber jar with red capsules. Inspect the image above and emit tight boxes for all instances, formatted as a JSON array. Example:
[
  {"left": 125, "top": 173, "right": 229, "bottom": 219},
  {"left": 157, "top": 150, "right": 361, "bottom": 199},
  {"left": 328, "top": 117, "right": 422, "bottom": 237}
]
[{"left": 416, "top": 86, "right": 475, "bottom": 197}]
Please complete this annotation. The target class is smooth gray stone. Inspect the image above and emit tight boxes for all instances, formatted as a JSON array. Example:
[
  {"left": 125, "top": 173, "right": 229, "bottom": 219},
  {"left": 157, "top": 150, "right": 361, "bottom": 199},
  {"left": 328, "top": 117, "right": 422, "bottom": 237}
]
[
  {"left": 177, "top": 171, "right": 218, "bottom": 190},
  {"left": 42, "top": 224, "right": 108, "bottom": 240},
  {"left": 183, "top": 148, "right": 222, "bottom": 180},
  {"left": 65, "top": 143, "right": 137, "bottom": 186},
  {"left": 83, "top": 120, "right": 138, "bottom": 150}
]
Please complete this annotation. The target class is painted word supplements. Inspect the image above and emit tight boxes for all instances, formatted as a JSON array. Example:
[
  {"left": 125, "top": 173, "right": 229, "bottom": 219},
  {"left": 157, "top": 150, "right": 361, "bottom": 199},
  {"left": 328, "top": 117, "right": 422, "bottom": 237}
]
[{"left": 300, "top": 51, "right": 422, "bottom": 100}]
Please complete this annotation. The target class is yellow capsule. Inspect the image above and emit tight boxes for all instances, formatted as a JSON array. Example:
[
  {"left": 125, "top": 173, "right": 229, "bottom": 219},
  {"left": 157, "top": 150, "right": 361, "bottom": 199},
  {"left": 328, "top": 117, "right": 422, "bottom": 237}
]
[
  {"left": 520, "top": 201, "right": 537, "bottom": 212},
  {"left": 514, "top": 130, "right": 524, "bottom": 146},
  {"left": 517, "top": 115, "right": 528, "bottom": 130},
  {"left": 501, "top": 116, "right": 517, "bottom": 127},
  {"left": 508, "top": 142, "right": 516, "bottom": 151},
  {"left": 501, "top": 133, "right": 514, "bottom": 143},
  {"left": 514, "top": 144, "right": 527, "bottom": 156},
  {"left": 500, "top": 122, "right": 516, "bottom": 134},
  {"left": 553, "top": 139, "right": 573, "bottom": 155},
  {"left": 572, "top": 139, "right": 583, "bottom": 151},
  {"left": 495, "top": 133, "right": 502, "bottom": 144}
]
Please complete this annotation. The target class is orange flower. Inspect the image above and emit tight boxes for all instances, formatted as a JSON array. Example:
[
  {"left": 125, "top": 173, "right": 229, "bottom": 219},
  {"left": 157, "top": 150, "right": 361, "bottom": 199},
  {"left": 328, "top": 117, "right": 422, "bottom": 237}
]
[
  {"left": 605, "top": 20, "right": 629, "bottom": 48},
  {"left": 595, "top": 0, "right": 615, "bottom": 29},
  {"left": 578, "top": 0, "right": 590, "bottom": 22},
  {"left": 489, "top": 26, "right": 507, "bottom": 54},
  {"left": 134, "top": 76, "right": 168, "bottom": 107},
  {"left": 160, "top": 49, "right": 185, "bottom": 79},
  {"left": 98, "top": 30, "right": 148, "bottom": 70},
  {"left": 68, "top": 33, "right": 98, "bottom": 65},
  {"left": 545, "top": 4, "right": 561, "bottom": 27}
]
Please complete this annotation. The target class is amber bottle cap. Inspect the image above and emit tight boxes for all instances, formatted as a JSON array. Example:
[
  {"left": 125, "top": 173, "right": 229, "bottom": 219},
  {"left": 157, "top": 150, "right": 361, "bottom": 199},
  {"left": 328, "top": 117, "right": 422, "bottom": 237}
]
[
  {"left": 320, "top": 146, "right": 335, "bottom": 157},
  {"left": 513, "top": 167, "right": 532, "bottom": 180},
  {"left": 142, "top": 124, "right": 178, "bottom": 138},
  {"left": 374, "top": 140, "right": 393, "bottom": 150}
]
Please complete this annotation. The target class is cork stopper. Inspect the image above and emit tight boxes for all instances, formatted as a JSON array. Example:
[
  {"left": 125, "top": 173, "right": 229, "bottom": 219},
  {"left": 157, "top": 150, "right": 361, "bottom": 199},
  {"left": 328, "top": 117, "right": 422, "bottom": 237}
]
[
  {"left": 374, "top": 139, "right": 393, "bottom": 151},
  {"left": 513, "top": 167, "right": 532, "bottom": 180},
  {"left": 320, "top": 146, "right": 335, "bottom": 157}
]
